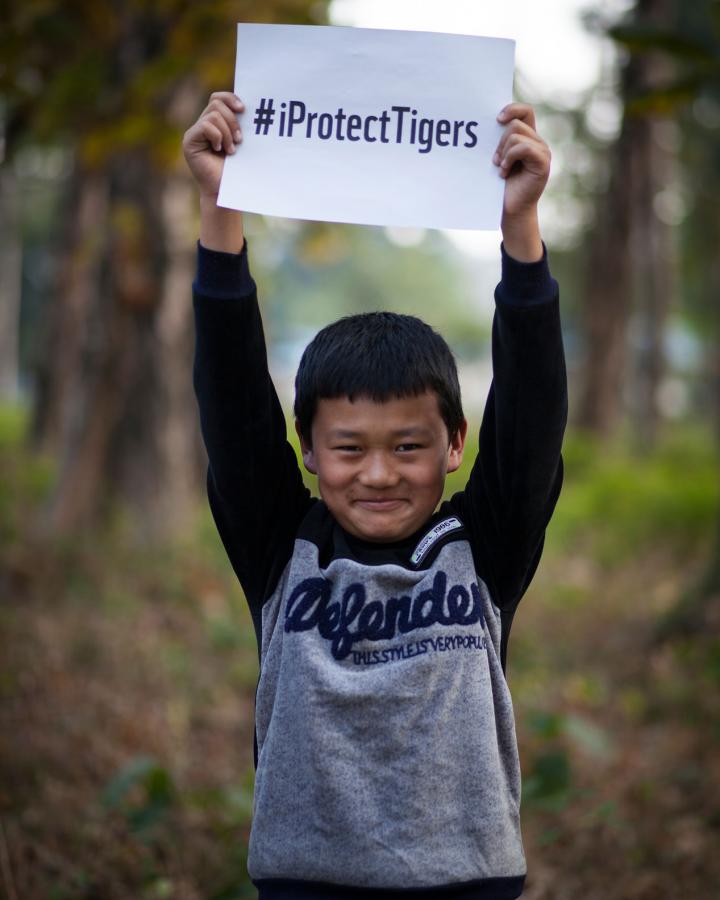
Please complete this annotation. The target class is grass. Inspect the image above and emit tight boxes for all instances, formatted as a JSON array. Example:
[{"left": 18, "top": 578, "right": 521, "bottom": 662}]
[{"left": 546, "top": 425, "right": 718, "bottom": 563}]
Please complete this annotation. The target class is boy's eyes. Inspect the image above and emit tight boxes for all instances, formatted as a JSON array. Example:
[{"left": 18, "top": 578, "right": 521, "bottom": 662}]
[{"left": 331, "top": 443, "right": 423, "bottom": 453}]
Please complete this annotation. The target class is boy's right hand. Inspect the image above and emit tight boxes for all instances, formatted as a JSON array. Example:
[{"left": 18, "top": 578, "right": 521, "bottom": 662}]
[{"left": 182, "top": 92, "right": 245, "bottom": 198}]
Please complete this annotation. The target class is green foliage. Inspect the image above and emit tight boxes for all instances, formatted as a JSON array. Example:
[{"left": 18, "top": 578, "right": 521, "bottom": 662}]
[
  {"left": 0, "top": 403, "right": 29, "bottom": 446},
  {"left": 625, "top": 74, "right": 711, "bottom": 115},
  {"left": 101, "top": 755, "right": 177, "bottom": 839},
  {"left": 189, "top": 769, "right": 256, "bottom": 828},
  {"left": 206, "top": 613, "right": 247, "bottom": 651},
  {"left": 706, "top": 640, "right": 720, "bottom": 685},
  {"left": 0, "top": 403, "right": 54, "bottom": 542},
  {"left": 209, "top": 886, "right": 257, "bottom": 900},
  {"left": 527, "top": 709, "right": 613, "bottom": 759},
  {"left": 523, "top": 750, "right": 572, "bottom": 811},
  {"left": 522, "top": 709, "right": 613, "bottom": 818},
  {"left": 562, "top": 713, "right": 614, "bottom": 759},
  {"left": 608, "top": 2, "right": 720, "bottom": 116},
  {"left": 252, "top": 221, "right": 490, "bottom": 359},
  {"left": 609, "top": 25, "right": 718, "bottom": 61},
  {"left": 546, "top": 426, "right": 718, "bottom": 563},
  {"left": 2, "top": 0, "right": 331, "bottom": 162}
]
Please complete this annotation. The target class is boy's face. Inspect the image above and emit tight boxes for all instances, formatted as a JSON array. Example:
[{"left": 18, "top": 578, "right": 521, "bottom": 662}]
[{"left": 297, "top": 391, "right": 467, "bottom": 543}]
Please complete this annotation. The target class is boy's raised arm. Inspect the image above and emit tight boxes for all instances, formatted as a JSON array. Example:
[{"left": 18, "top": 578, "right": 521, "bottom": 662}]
[
  {"left": 454, "top": 103, "right": 568, "bottom": 622},
  {"left": 494, "top": 102, "right": 549, "bottom": 263},
  {"left": 183, "top": 91, "right": 246, "bottom": 253},
  {"left": 183, "top": 94, "right": 311, "bottom": 626}
]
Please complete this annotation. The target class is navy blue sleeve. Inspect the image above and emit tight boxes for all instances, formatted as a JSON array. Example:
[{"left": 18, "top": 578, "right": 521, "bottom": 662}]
[
  {"left": 449, "top": 242, "right": 568, "bottom": 613},
  {"left": 192, "top": 241, "right": 312, "bottom": 639}
]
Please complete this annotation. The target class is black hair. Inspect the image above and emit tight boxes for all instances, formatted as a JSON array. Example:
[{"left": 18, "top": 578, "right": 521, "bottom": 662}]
[{"left": 294, "top": 311, "right": 464, "bottom": 444}]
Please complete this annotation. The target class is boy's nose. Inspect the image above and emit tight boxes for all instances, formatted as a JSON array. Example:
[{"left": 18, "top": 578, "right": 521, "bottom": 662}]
[{"left": 358, "top": 452, "right": 400, "bottom": 488}]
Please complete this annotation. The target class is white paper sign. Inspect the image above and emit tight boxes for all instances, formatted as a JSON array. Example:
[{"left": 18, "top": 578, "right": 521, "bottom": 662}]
[{"left": 218, "top": 24, "right": 515, "bottom": 230}]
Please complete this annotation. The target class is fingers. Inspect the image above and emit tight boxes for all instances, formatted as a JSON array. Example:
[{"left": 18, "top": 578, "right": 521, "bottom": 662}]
[
  {"left": 198, "top": 120, "right": 233, "bottom": 156},
  {"left": 196, "top": 93, "right": 245, "bottom": 155},
  {"left": 492, "top": 104, "right": 550, "bottom": 177},
  {"left": 494, "top": 130, "right": 550, "bottom": 173},
  {"left": 207, "top": 112, "right": 237, "bottom": 155},
  {"left": 497, "top": 102, "right": 536, "bottom": 131},
  {"left": 496, "top": 137, "right": 551, "bottom": 181},
  {"left": 493, "top": 120, "right": 544, "bottom": 166},
  {"left": 209, "top": 91, "right": 244, "bottom": 111}
]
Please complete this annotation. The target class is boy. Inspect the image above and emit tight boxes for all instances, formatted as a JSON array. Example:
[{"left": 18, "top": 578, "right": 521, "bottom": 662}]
[{"left": 183, "top": 91, "right": 567, "bottom": 899}]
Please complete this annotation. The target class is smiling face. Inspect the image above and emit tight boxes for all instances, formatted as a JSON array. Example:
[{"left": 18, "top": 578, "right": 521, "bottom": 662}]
[{"left": 297, "top": 391, "right": 467, "bottom": 543}]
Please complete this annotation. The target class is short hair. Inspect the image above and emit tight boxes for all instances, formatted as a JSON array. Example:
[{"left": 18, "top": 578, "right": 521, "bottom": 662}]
[{"left": 294, "top": 311, "right": 464, "bottom": 444}]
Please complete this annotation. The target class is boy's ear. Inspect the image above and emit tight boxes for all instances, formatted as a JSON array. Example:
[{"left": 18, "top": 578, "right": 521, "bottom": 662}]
[
  {"left": 295, "top": 419, "right": 317, "bottom": 474},
  {"left": 446, "top": 417, "right": 468, "bottom": 474}
]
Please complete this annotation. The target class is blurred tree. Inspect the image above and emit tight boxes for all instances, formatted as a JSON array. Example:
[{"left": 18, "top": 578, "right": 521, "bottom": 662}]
[
  {"left": 0, "top": 152, "right": 21, "bottom": 400},
  {"left": 256, "top": 221, "right": 490, "bottom": 357},
  {"left": 608, "top": 0, "right": 720, "bottom": 631},
  {"left": 0, "top": 0, "right": 329, "bottom": 539},
  {"left": 577, "top": 0, "right": 676, "bottom": 448}
]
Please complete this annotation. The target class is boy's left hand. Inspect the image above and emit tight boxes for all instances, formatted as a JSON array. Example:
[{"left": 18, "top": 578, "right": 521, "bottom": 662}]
[
  {"left": 493, "top": 103, "right": 550, "bottom": 261},
  {"left": 494, "top": 103, "right": 551, "bottom": 217}
]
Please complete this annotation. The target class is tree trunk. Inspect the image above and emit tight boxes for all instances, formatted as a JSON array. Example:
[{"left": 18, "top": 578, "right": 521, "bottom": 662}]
[
  {"left": 31, "top": 164, "right": 108, "bottom": 455},
  {"left": 110, "top": 170, "right": 203, "bottom": 536},
  {"left": 0, "top": 161, "right": 23, "bottom": 402},
  {"left": 575, "top": 81, "right": 636, "bottom": 437},
  {"left": 627, "top": 8, "right": 677, "bottom": 453},
  {"left": 576, "top": 0, "right": 676, "bottom": 442},
  {"left": 35, "top": 153, "right": 202, "bottom": 542}
]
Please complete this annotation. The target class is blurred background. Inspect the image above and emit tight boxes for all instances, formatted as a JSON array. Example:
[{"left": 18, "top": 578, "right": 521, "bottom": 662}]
[{"left": 1, "top": 0, "right": 719, "bottom": 897}]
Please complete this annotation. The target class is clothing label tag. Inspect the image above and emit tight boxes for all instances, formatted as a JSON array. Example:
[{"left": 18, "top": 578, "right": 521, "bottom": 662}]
[{"left": 410, "top": 517, "right": 463, "bottom": 566}]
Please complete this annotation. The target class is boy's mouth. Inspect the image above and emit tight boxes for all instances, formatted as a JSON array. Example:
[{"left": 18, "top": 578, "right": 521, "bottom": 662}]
[{"left": 353, "top": 498, "right": 406, "bottom": 511}]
